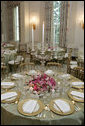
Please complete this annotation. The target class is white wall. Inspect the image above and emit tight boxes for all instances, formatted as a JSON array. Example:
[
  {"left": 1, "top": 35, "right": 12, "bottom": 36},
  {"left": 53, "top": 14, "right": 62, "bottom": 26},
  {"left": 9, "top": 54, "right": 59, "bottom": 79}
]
[
  {"left": 20, "top": 1, "right": 45, "bottom": 50},
  {"left": 75, "top": 1, "right": 84, "bottom": 56},
  {"left": 66, "top": 1, "right": 84, "bottom": 56},
  {"left": 1, "top": 1, "right": 8, "bottom": 42}
]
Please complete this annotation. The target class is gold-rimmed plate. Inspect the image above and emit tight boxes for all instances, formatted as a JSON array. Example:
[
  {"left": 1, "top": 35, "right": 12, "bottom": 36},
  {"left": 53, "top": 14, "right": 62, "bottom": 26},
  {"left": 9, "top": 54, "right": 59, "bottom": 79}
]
[
  {"left": 11, "top": 74, "right": 24, "bottom": 80},
  {"left": 68, "top": 89, "right": 84, "bottom": 102},
  {"left": 72, "top": 85, "right": 84, "bottom": 89},
  {"left": 1, "top": 90, "right": 21, "bottom": 103},
  {"left": 1, "top": 81, "right": 15, "bottom": 90},
  {"left": 71, "top": 81, "right": 84, "bottom": 89},
  {"left": 49, "top": 98, "right": 75, "bottom": 116},
  {"left": 18, "top": 98, "right": 45, "bottom": 116}
]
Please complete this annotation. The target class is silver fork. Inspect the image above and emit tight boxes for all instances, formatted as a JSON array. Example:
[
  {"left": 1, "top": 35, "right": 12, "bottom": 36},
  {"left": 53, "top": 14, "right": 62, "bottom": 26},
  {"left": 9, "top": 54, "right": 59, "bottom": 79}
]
[
  {"left": 37, "top": 113, "right": 42, "bottom": 118},
  {"left": 72, "top": 100, "right": 80, "bottom": 111},
  {"left": 75, "top": 106, "right": 80, "bottom": 111}
]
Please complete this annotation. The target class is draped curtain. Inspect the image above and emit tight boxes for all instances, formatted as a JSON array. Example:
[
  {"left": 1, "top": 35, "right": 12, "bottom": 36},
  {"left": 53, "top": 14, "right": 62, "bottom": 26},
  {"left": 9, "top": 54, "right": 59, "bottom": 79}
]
[
  {"left": 59, "top": 1, "right": 68, "bottom": 47},
  {"left": 45, "top": 1, "right": 68, "bottom": 48},
  {"left": 45, "top": 1, "right": 53, "bottom": 48}
]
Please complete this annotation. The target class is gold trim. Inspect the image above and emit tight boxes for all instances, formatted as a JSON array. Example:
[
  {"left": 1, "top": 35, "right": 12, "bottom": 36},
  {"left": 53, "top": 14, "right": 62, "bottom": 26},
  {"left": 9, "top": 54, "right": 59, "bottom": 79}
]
[
  {"left": 72, "top": 85, "right": 84, "bottom": 89},
  {"left": 18, "top": 98, "right": 45, "bottom": 116},
  {"left": 1, "top": 90, "right": 21, "bottom": 103},
  {"left": 68, "top": 89, "right": 84, "bottom": 102},
  {"left": 1, "top": 81, "right": 15, "bottom": 89},
  {"left": 71, "top": 81, "right": 84, "bottom": 89},
  {"left": 49, "top": 98, "right": 75, "bottom": 116}
]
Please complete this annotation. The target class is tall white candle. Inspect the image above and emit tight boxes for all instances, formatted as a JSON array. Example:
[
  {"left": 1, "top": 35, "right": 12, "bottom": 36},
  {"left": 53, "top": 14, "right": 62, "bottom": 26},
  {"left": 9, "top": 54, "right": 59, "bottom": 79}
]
[
  {"left": 32, "top": 25, "right": 34, "bottom": 51},
  {"left": 53, "top": 26, "right": 55, "bottom": 51},
  {"left": 42, "top": 22, "right": 44, "bottom": 52}
]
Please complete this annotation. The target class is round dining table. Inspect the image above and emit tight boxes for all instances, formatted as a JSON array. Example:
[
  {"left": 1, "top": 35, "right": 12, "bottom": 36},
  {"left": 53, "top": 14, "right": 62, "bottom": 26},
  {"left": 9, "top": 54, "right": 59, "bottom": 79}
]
[
  {"left": 1, "top": 70, "right": 84, "bottom": 125},
  {"left": 1, "top": 49, "right": 17, "bottom": 65}
]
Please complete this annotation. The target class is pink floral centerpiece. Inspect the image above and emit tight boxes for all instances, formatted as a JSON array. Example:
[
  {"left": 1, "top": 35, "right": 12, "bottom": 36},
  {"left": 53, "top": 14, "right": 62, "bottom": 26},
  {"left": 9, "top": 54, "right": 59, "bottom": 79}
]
[{"left": 26, "top": 74, "right": 56, "bottom": 93}]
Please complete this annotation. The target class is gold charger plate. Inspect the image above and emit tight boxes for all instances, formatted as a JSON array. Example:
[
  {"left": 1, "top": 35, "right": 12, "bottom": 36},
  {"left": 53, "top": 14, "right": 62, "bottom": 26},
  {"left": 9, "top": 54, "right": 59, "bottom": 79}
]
[
  {"left": 1, "top": 81, "right": 15, "bottom": 90},
  {"left": 68, "top": 89, "right": 84, "bottom": 102},
  {"left": 71, "top": 81, "right": 84, "bottom": 89},
  {"left": 1, "top": 90, "right": 21, "bottom": 103},
  {"left": 18, "top": 98, "right": 45, "bottom": 116},
  {"left": 72, "top": 85, "right": 84, "bottom": 89},
  {"left": 49, "top": 98, "right": 75, "bottom": 116}
]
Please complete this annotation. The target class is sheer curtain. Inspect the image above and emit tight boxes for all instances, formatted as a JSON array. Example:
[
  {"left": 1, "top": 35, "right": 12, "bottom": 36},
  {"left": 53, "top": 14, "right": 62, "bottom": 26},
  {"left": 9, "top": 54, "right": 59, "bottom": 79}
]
[
  {"left": 45, "top": 1, "right": 68, "bottom": 48},
  {"left": 45, "top": 1, "right": 53, "bottom": 48},
  {"left": 59, "top": 1, "right": 68, "bottom": 47}
]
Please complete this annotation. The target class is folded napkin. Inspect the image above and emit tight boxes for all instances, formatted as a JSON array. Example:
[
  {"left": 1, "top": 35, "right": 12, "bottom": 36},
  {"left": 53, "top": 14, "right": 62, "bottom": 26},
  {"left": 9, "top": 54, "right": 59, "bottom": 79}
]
[
  {"left": 61, "top": 74, "right": 70, "bottom": 78},
  {"left": 4, "top": 52, "right": 10, "bottom": 55},
  {"left": 8, "top": 60, "right": 19, "bottom": 65},
  {"left": 54, "top": 99, "right": 70, "bottom": 113},
  {"left": 12, "top": 74, "right": 23, "bottom": 78},
  {"left": 6, "top": 44, "right": 14, "bottom": 47},
  {"left": 22, "top": 100, "right": 38, "bottom": 113},
  {"left": 5, "top": 96, "right": 17, "bottom": 101},
  {"left": 44, "top": 70, "right": 54, "bottom": 76},
  {"left": 71, "top": 91, "right": 84, "bottom": 98},
  {"left": 70, "top": 61, "right": 77, "bottom": 65},
  {"left": 28, "top": 70, "right": 37, "bottom": 75},
  {"left": 1, "top": 92, "right": 17, "bottom": 101},
  {"left": 72, "top": 82, "right": 84, "bottom": 86},
  {"left": 1, "top": 82, "right": 15, "bottom": 86},
  {"left": 70, "top": 65, "right": 78, "bottom": 69},
  {"left": 73, "top": 96, "right": 84, "bottom": 100}
]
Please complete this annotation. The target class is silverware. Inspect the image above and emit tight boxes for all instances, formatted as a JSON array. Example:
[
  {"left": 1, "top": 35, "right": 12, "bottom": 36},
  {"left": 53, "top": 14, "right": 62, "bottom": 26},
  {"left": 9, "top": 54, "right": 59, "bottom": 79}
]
[
  {"left": 72, "top": 100, "right": 80, "bottom": 111},
  {"left": 37, "top": 113, "right": 42, "bottom": 118},
  {"left": 51, "top": 111, "right": 54, "bottom": 118},
  {"left": 43, "top": 113, "right": 46, "bottom": 118},
  {"left": 75, "top": 106, "right": 80, "bottom": 111}
]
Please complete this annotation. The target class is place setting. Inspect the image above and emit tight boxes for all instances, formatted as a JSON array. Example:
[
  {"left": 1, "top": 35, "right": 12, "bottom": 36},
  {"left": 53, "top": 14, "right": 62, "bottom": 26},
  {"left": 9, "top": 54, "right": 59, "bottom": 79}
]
[
  {"left": 1, "top": 90, "right": 21, "bottom": 104},
  {"left": 11, "top": 73, "right": 25, "bottom": 80},
  {"left": 18, "top": 98, "right": 45, "bottom": 116},
  {"left": 1, "top": 81, "right": 16, "bottom": 90},
  {"left": 58, "top": 73, "right": 72, "bottom": 80},
  {"left": 49, "top": 98, "right": 75, "bottom": 116},
  {"left": 67, "top": 89, "right": 84, "bottom": 102},
  {"left": 71, "top": 81, "right": 84, "bottom": 89}
]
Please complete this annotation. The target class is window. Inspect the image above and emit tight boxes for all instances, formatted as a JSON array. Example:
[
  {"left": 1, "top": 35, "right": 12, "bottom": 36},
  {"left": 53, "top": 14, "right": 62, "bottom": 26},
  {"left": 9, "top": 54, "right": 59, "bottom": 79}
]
[
  {"left": 13, "top": 6, "right": 19, "bottom": 41},
  {"left": 53, "top": 1, "right": 61, "bottom": 44}
]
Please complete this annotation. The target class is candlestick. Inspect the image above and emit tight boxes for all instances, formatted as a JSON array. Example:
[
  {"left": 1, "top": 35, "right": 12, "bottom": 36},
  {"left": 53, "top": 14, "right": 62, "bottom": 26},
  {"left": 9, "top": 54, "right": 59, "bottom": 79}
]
[
  {"left": 42, "top": 22, "right": 44, "bottom": 52},
  {"left": 32, "top": 25, "right": 34, "bottom": 51}
]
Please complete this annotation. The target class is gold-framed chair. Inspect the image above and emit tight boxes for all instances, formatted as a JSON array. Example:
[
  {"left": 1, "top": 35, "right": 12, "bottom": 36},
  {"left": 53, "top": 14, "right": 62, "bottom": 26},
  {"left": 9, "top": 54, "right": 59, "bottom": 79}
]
[
  {"left": 74, "top": 67, "right": 84, "bottom": 81},
  {"left": 28, "top": 62, "right": 35, "bottom": 70},
  {"left": 1, "top": 56, "right": 8, "bottom": 79},
  {"left": 8, "top": 54, "right": 20, "bottom": 73},
  {"left": 1, "top": 65, "right": 7, "bottom": 79},
  {"left": 47, "top": 61, "right": 62, "bottom": 70},
  {"left": 47, "top": 62, "right": 62, "bottom": 67}
]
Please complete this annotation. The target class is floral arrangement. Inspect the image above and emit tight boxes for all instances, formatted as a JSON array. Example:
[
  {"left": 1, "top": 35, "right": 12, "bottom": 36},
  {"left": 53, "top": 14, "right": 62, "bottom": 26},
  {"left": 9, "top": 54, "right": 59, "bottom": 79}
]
[
  {"left": 2, "top": 42, "right": 7, "bottom": 47},
  {"left": 26, "top": 74, "right": 56, "bottom": 93}
]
